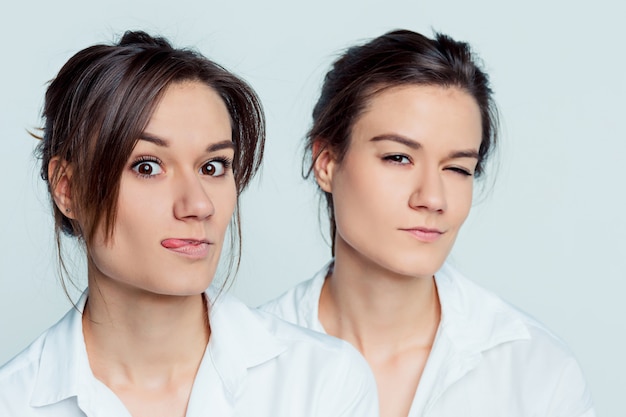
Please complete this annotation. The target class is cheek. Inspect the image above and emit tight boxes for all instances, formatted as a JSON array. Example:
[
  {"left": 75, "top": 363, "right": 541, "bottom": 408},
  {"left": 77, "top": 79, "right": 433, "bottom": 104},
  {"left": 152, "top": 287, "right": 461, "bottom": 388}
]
[
  {"left": 222, "top": 189, "right": 237, "bottom": 223},
  {"left": 335, "top": 154, "right": 407, "bottom": 202},
  {"left": 116, "top": 188, "right": 167, "bottom": 234},
  {"left": 448, "top": 180, "right": 474, "bottom": 226},
  {"left": 332, "top": 164, "right": 366, "bottom": 218},
  {"left": 331, "top": 159, "right": 398, "bottom": 231},
  {"left": 213, "top": 182, "right": 237, "bottom": 227}
]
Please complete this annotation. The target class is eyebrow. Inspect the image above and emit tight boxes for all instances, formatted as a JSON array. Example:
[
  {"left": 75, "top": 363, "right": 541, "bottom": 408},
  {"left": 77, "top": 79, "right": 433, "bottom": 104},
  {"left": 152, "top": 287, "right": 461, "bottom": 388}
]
[
  {"left": 139, "top": 133, "right": 169, "bottom": 147},
  {"left": 206, "top": 141, "right": 235, "bottom": 153},
  {"left": 370, "top": 134, "right": 421, "bottom": 150},
  {"left": 448, "top": 149, "right": 479, "bottom": 160},
  {"left": 139, "top": 133, "right": 235, "bottom": 153},
  {"left": 370, "top": 134, "right": 479, "bottom": 159}
]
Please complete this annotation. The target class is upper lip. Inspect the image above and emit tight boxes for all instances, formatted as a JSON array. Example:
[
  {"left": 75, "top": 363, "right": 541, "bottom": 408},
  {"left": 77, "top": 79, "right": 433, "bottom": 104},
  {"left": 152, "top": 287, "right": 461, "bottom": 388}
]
[
  {"left": 400, "top": 227, "right": 444, "bottom": 234},
  {"left": 182, "top": 238, "right": 211, "bottom": 244},
  {"left": 161, "top": 238, "right": 213, "bottom": 246}
]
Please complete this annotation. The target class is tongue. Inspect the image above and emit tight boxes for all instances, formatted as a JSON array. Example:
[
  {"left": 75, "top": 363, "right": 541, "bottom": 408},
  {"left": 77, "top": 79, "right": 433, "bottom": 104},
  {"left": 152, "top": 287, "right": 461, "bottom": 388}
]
[{"left": 161, "top": 239, "right": 192, "bottom": 249}]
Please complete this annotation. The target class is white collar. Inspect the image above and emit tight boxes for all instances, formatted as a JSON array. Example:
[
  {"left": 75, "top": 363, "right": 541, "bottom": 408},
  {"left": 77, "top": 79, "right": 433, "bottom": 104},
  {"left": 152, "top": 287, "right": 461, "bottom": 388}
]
[
  {"left": 204, "top": 287, "right": 288, "bottom": 400},
  {"left": 31, "top": 293, "right": 90, "bottom": 407},
  {"left": 299, "top": 260, "right": 532, "bottom": 415},
  {"left": 304, "top": 260, "right": 530, "bottom": 354},
  {"left": 30, "top": 288, "right": 288, "bottom": 408},
  {"left": 434, "top": 262, "right": 530, "bottom": 354}
]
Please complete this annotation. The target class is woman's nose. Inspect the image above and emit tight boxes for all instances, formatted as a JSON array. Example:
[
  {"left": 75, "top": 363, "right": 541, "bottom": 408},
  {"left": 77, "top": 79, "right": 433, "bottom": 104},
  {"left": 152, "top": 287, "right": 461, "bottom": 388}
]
[
  {"left": 408, "top": 167, "right": 447, "bottom": 212},
  {"left": 173, "top": 173, "right": 215, "bottom": 221}
]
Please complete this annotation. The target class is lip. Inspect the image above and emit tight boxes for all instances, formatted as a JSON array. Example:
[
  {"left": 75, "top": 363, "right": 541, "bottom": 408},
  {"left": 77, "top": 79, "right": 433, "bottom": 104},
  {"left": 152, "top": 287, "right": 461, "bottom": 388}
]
[
  {"left": 400, "top": 227, "right": 444, "bottom": 243},
  {"left": 161, "top": 238, "right": 212, "bottom": 259}
]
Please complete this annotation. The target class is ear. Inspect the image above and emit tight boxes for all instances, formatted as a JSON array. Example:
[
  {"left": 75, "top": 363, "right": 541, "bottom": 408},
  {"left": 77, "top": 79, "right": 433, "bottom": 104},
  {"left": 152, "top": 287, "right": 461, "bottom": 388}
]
[
  {"left": 48, "top": 157, "right": 76, "bottom": 219},
  {"left": 312, "top": 140, "right": 336, "bottom": 193}
]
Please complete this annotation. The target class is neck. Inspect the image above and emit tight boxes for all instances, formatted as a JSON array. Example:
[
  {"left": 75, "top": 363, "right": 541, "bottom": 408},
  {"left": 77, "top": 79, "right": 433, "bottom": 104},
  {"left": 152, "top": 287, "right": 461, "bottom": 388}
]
[
  {"left": 82, "top": 272, "right": 210, "bottom": 387},
  {"left": 319, "top": 240, "right": 441, "bottom": 357}
]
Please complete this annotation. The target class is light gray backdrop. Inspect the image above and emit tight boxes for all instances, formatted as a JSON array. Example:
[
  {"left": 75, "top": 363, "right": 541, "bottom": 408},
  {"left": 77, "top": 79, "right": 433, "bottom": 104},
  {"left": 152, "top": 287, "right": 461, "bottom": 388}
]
[{"left": 1, "top": 0, "right": 623, "bottom": 415}]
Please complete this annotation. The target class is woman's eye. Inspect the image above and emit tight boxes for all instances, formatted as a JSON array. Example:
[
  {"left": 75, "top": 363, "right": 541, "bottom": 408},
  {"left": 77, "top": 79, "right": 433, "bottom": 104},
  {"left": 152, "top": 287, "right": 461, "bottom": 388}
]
[
  {"left": 384, "top": 154, "right": 411, "bottom": 164},
  {"left": 200, "top": 159, "right": 228, "bottom": 177},
  {"left": 447, "top": 166, "right": 473, "bottom": 177},
  {"left": 132, "top": 160, "right": 163, "bottom": 177}
]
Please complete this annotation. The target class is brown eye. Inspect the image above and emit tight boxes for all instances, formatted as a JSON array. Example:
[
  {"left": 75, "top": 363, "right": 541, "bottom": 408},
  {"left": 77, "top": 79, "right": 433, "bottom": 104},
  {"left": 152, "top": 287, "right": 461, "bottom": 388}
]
[
  {"left": 383, "top": 154, "right": 411, "bottom": 164},
  {"left": 200, "top": 160, "right": 227, "bottom": 177},
  {"left": 138, "top": 163, "right": 153, "bottom": 175},
  {"left": 201, "top": 163, "right": 216, "bottom": 176},
  {"left": 132, "top": 160, "right": 162, "bottom": 177}
]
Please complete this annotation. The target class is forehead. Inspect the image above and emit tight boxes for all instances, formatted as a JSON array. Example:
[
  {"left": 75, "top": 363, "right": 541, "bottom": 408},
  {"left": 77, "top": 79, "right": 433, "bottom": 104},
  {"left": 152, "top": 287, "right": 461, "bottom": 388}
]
[
  {"left": 144, "top": 81, "right": 232, "bottom": 142},
  {"left": 351, "top": 84, "right": 482, "bottom": 149}
]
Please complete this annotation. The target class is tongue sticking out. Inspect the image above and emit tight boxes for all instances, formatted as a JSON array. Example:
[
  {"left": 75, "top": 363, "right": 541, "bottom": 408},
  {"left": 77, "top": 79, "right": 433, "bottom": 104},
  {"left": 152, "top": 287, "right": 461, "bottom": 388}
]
[{"left": 161, "top": 239, "right": 197, "bottom": 249}]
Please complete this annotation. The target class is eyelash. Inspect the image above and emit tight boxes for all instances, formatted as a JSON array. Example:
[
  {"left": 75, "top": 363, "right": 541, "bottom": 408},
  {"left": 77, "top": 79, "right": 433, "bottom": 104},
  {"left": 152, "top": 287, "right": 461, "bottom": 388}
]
[
  {"left": 446, "top": 167, "right": 473, "bottom": 177},
  {"left": 130, "top": 156, "right": 234, "bottom": 179},
  {"left": 131, "top": 156, "right": 162, "bottom": 179},
  {"left": 383, "top": 154, "right": 411, "bottom": 165},
  {"left": 204, "top": 157, "right": 233, "bottom": 177},
  {"left": 382, "top": 154, "right": 473, "bottom": 177}
]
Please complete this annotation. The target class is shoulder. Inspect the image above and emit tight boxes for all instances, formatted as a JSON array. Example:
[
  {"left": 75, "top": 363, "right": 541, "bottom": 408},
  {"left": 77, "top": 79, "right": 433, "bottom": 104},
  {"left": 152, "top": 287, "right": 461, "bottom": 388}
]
[
  {"left": 258, "top": 263, "right": 328, "bottom": 329},
  {"left": 493, "top": 301, "right": 593, "bottom": 413},
  {"left": 440, "top": 262, "right": 581, "bottom": 357},
  {"left": 209, "top": 291, "right": 379, "bottom": 416},
  {"left": 481, "top": 315, "right": 594, "bottom": 415},
  {"left": 254, "top": 309, "right": 379, "bottom": 415},
  {"left": 451, "top": 263, "right": 577, "bottom": 350},
  {"left": 253, "top": 307, "right": 345, "bottom": 352},
  {"left": 0, "top": 306, "right": 84, "bottom": 416},
  {"left": 213, "top": 286, "right": 356, "bottom": 358},
  {"left": 0, "top": 331, "right": 47, "bottom": 414},
  {"left": 437, "top": 263, "right": 595, "bottom": 414},
  {"left": 0, "top": 332, "right": 45, "bottom": 380}
]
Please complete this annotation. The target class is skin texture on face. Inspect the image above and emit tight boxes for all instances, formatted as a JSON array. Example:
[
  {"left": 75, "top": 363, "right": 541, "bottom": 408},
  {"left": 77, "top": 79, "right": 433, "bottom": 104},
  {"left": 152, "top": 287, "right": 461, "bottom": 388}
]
[
  {"left": 316, "top": 85, "right": 482, "bottom": 280},
  {"left": 85, "top": 81, "right": 237, "bottom": 299}
]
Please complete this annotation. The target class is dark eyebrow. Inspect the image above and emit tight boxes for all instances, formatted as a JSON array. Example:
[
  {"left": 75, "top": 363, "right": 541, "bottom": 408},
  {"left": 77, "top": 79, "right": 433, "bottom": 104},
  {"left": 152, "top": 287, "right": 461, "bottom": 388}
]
[
  {"left": 138, "top": 134, "right": 234, "bottom": 153},
  {"left": 370, "top": 134, "right": 421, "bottom": 150},
  {"left": 448, "top": 149, "right": 479, "bottom": 160},
  {"left": 139, "top": 133, "right": 169, "bottom": 147},
  {"left": 207, "top": 140, "right": 235, "bottom": 153}
]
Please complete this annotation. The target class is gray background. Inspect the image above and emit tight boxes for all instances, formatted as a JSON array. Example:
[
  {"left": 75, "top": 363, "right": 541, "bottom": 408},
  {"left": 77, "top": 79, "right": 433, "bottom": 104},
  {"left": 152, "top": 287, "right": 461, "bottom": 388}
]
[{"left": 1, "top": 0, "right": 623, "bottom": 415}]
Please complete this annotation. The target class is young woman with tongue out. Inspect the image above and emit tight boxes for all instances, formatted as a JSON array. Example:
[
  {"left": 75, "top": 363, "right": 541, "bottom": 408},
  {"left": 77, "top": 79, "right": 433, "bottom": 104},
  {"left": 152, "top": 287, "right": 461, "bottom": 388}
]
[
  {"left": 261, "top": 29, "right": 595, "bottom": 417},
  {"left": 0, "top": 31, "right": 378, "bottom": 417}
]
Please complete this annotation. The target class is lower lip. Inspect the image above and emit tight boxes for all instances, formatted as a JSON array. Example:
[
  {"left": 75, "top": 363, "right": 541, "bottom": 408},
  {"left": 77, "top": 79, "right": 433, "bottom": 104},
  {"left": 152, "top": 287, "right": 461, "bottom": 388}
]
[
  {"left": 403, "top": 229, "right": 443, "bottom": 243},
  {"left": 161, "top": 242, "right": 211, "bottom": 259}
]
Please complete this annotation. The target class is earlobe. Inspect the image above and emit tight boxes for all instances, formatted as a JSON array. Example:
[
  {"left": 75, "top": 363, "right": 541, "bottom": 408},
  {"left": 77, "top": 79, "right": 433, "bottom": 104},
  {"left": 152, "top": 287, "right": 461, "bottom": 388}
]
[
  {"left": 48, "top": 157, "right": 75, "bottom": 219},
  {"left": 312, "top": 141, "right": 336, "bottom": 193}
]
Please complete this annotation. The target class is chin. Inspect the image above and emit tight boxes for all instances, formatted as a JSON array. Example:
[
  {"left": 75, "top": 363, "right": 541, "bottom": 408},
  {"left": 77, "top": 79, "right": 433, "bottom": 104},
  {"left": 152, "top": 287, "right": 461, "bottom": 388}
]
[
  {"left": 394, "top": 266, "right": 440, "bottom": 280},
  {"left": 384, "top": 253, "right": 447, "bottom": 280},
  {"left": 154, "top": 286, "right": 212, "bottom": 298},
  {"left": 147, "top": 274, "right": 215, "bottom": 298}
]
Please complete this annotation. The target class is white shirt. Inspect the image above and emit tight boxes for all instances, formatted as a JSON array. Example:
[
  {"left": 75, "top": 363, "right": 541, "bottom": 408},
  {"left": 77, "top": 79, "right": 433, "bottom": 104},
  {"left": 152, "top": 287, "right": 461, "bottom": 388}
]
[
  {"left": 261, "top": 261, "right": 596, "bottom": 417},
  {"left": 0, "top": 289, "right": 378, "bottom": 417}
]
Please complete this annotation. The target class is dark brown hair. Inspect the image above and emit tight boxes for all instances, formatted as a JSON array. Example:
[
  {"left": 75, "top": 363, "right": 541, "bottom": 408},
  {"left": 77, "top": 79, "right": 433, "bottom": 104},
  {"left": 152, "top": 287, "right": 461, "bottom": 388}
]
[
  {"left": 38, "top": 30, "right": 265, "bottom": 291},
  {"left": 305, "top": 29, "right": 499, "bottom": 253}
]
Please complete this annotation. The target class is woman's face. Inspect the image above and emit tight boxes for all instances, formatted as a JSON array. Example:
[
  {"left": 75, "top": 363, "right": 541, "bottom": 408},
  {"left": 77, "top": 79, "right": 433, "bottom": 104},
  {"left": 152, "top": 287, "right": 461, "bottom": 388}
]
[
  {"left": 87, "top": 81, "right": 237, "bottom": 296},
  {"left": 316, "top": 85, "right": 482, "bottom": 278}
]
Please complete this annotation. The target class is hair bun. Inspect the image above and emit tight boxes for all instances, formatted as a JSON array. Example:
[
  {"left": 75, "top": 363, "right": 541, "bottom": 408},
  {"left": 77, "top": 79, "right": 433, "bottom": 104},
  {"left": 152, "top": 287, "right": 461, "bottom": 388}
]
[{"left": 118, "top": 30, "right": 171, "bottom": 48}]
